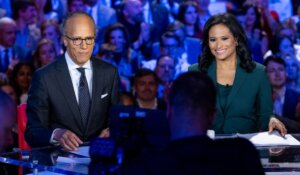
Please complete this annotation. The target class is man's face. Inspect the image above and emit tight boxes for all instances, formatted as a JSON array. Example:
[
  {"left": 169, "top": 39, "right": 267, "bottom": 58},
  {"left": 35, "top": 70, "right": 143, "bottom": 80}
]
[
  {"left": 123, "top": 0, "right": 144, "bottom": 23},
  {"left": 19, "top": 5, "right": 37, "bottom": 25},
  {"left": 69, "top": 0, "right": 85, "bottom": 12},
  {"left": 63, "top": 15, "right": 95, "bottom": 66},
  {"left": 0, "top": 22, "right": 17, "bottom": 47},
  {"left": 135, "top": 75, "right": 158, "bottom": 102},
  {"left": 155, "top": 56, "right": 175, "bottom": 83},
  {"left": 160, "top": 37, "right": 179, "bottom": 57},
  {"left": 42, "top": 25, "right": 59, "bottom": 41},
  {"left": 266, "top": 61, "right": 287, "bottom": 89}
]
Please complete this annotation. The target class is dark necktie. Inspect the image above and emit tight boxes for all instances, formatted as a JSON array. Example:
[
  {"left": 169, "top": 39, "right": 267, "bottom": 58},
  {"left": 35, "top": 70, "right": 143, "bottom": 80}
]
[
  {"left": 1, "top": 49, "right": 9, "bottom": 72},
  {"left": 77, "top": 68, "right": 91, "bottom": 126}
]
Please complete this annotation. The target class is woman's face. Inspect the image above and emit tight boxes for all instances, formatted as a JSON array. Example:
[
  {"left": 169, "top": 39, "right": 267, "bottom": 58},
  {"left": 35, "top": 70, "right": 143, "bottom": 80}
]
[
  {"left": 285, "top": 58, "right": 299, "bottom": 80},
  {"left": 109, "top": 29, "right": 125, "bottom": 52},
  {"left": 42, "top": 25, "right": 59, "bottom": 41},
  {"left": 15, "top": 65, "right": 32, "bottom": 92},
  {"left": 208, "top": 24, "right": 237, "bottom": 61},
  {"left": 39, "top": 43, "right": 56, "bottom": 66},
  {"left": 279, "top": 38, "right": 294, "bottom": 57},
  {"left": 245, "top": 7, "right": 256, "bottom": 27},
  {"left": 184, "top": 6, "right": 197, "bottom": 25}
]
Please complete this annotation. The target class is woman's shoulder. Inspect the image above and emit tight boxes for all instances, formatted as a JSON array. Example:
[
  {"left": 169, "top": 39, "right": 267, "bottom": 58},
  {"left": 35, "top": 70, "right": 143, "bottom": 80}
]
[
  {"left": 252, "top": 62, "right": 266, "bottom": 74},
  {"left": 188, "top": 63, "right": 200, "bottom": 72}
]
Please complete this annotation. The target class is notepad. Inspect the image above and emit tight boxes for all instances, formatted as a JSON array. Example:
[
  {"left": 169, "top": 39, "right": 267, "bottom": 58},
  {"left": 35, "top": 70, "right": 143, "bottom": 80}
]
[
  {"left": 238, "top": 131, "right": 300, "bottom": 146},
  {"left": 69, "top": 146, "right": 90, "bottom": 157}
]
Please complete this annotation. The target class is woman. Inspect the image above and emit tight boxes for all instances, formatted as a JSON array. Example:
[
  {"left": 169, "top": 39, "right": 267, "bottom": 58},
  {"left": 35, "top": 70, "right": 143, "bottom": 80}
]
[
  {"left": 101, "top": 23, "right": 141, "bottom": 91},
  {"left": 242, "top": 4, "right": 268, "bottom": 63},
  {"left": 32, "top": 38, "right": 57, "bottom": 69},
  {"left": 9, "top": 62, "right": 34, "bottom": 104},
  {"left": 41, "top": 19, "right": 64, "bottom": 56},
  {"left": 177, "top": 1, "right": 201, "bottom": 39},
  {"left": 189, "top": 13, "right": 286, "bottom": 134}
]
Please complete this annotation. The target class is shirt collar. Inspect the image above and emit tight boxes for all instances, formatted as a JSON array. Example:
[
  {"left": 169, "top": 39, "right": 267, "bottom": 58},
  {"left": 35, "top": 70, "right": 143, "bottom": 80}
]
[{"left": 65, "top": 52, "right": 92, "bottom": 71}]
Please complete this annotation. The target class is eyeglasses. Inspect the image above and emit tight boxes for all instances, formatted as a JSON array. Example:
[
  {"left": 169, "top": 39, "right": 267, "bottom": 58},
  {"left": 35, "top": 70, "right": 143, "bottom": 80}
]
[{"left": 65, "top": 35, "right": 95, "bottom": 46}]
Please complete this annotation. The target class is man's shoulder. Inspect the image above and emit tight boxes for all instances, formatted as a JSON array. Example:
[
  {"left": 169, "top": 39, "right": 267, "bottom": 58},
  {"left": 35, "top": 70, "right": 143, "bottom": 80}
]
[
  {"left": 92, "top": 58, "right": 117, "bottom": 71},
  {"left": 213, "top": 137, "right": 260, "bottom": 159},
  {"left": 188, "top": 64, "right": 200, "bottom": 72}
]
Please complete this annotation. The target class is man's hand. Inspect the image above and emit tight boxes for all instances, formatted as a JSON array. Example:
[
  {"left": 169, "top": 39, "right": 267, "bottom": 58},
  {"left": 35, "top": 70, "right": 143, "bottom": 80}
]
[
  {"left": 54, "top": 129, "right": 83, "bottom": 151},
  {"left": 99, "top": 128, "right": 110, "bottom": 138},
  {"left": 268, "top": 117, "right": 287, "bottom": 137}
]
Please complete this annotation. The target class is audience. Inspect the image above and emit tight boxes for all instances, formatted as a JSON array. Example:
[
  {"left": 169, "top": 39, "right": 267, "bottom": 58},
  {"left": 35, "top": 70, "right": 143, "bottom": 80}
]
[
  {"left": 0, "top": 75, "right": 17, "bottom": 103},
  {"left": 32, "top": 38, "right": 57, "bottom": 69},
  {"left": 118, "top": 0, "right": 153, "bottom": 58},
  {"left": 177, "top": 1, "right": 201, "bottom": 39},
  {"left": 67, "top": 0, "right": 86, "bottom": 13},
  {"left": 102, "top": 23, "right": 140, "bottom": 91},
  {"left": 167, "top": 20, "right": 202, "bottom": 65},
  {"left": 13, "top": 0, "right": 40, "bottom": 54},
  {"left": 0, "top": 17, "right": 28, "bottom": 73},
  {"left": 242, "top": 4, "right": 268, "bottom": 63},
  {"left": 40, "top": 19, "right": 64, "bottom": 56},
  {"left": 9, "top": 62, "right": 34, "bottom": 104},
  {"left": 133, "top": 68, "right": 166, "bottom": 110},
  {"left": 155, "top": 55, "right": 175, "bottom": 100}
]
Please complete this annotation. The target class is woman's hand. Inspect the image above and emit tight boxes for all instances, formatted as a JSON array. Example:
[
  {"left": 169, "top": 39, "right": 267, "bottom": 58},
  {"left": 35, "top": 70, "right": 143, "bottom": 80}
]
[{"left": 268, "top": 117, "right": 287, "bottom": 137}]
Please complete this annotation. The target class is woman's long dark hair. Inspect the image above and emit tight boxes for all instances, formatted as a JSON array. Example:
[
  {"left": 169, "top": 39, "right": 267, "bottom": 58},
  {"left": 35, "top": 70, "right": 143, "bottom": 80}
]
[
  {"left": 104, "top": 23, "right": 131, "bottom": 62},
  {"left": 199, "top": 13, "right": 255, "bottom": 73}
]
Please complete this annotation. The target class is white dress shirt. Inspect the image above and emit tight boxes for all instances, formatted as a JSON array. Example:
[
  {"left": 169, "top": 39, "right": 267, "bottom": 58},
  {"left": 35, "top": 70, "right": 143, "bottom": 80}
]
[{"left": 65, "top": 52, "right": 93, "bottom": 102}]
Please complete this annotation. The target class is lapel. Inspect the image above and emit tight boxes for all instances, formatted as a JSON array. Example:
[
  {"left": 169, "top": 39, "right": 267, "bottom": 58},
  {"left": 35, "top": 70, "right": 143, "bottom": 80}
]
[
  {"left": 207, "top": 61, "right": 222, "bottom": 115},
  {"left": 55, "top": 56, "right": 84, "bottom": 133},
  {"left": 86, "top": 58, "right": 106, "bottom": 130},
  {"left": 225, "top": 59, "right": 247, "bottom": 111},
  {"left": 207, "top": 59, "right": 247, "bottom": 114}
]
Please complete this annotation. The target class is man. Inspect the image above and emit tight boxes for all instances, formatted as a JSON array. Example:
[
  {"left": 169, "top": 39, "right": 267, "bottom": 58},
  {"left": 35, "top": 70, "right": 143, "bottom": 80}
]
[
  {"left": 0, "top": 17, "right": 28, "bottom": 73},
  {"left": 124, "top": 72, "right": 265, "bottom": 175},
  {"left": 133, "top": 68, "right": 166, "bottom": 110},
  {"left": 13, "top": 0, "right": 39, "bottom": 54},
  {"left": 118, "top": 0, "right": 154, "bottom": 58},
  {"left": 154, "top": 55, "right": 175, "bottom": 99},
  {"left": 25, "top": 12, "right": 119, "bottom": 151},
  {"left": 84, "top": 0, "right": 117, "bottom": 49},
  {"left": 67, "top": 0, "right": 86, "bottom": 13},
  {"left": 264, "top": 55, "right": 300, "bottom": 132}
]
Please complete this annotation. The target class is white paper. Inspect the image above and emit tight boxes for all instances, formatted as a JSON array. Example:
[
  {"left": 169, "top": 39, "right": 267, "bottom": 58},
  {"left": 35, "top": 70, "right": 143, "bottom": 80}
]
[
  {"left": 56, "top": 156, "right": 90, "bottom": 164},
  {"left": 69, "top": 146, "right": 90, "bottom": 157},
  {"left": 238, "top": 131, "right": 300, "bottom": 146}
]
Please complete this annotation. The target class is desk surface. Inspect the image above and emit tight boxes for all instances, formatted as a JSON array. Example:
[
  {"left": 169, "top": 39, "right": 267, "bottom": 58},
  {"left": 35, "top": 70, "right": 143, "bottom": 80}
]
[{"left": 2, "top": 135, "right": 300, "bottom": 175}]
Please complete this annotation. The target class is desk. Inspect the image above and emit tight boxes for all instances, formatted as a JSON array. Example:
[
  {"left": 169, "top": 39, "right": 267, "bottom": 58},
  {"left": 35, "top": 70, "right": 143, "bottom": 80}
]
[{"left": 2, "top": 136, "right": 300, "bottom": 174}]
